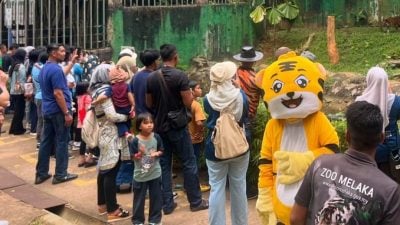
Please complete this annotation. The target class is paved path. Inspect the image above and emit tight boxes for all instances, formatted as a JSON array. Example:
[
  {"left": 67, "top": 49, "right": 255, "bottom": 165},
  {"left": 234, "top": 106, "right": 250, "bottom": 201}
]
[{"left": 0, "top": 116, "right": 261, "bottom": 225}]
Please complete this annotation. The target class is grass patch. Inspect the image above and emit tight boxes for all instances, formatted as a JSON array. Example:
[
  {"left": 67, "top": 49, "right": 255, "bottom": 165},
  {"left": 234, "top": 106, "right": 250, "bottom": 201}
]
[{"left": 259, "top": 27, "right": 400, "bottom": 77}]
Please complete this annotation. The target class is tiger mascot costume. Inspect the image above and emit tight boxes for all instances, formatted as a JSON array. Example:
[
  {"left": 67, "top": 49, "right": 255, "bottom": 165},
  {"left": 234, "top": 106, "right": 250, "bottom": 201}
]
[{"left": 255, "top": 51, "right": 339, "bottom": 225}]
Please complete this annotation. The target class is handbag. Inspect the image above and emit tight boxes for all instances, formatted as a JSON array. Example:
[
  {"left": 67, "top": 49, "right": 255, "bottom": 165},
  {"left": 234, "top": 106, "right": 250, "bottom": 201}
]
[
  {"left": 82, "top": 108, "right": 99, "bottom": 148},
  {"left": 167, "top": 107, "right": 190, "bottom": 129}
]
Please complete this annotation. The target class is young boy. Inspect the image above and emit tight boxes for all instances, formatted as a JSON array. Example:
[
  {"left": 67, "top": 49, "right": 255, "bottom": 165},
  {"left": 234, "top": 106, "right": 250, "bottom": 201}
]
[
  {"left": 188, "top": 80, "right": 209, "bottom": 192},
  {"left": 291, "top": 101, "right": 400, "bottom": 225}
]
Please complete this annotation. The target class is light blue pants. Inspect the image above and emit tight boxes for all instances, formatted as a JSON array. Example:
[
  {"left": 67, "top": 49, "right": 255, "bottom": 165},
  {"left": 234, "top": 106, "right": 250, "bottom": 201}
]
[{"left": 206, "top": 152, "right": 249, "bottom": 225}]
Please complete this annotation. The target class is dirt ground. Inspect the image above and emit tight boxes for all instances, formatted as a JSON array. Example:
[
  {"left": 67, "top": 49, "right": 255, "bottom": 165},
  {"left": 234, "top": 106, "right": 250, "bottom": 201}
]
[{"left": 0, "top": 114, "right": 261, "bottom": 225}]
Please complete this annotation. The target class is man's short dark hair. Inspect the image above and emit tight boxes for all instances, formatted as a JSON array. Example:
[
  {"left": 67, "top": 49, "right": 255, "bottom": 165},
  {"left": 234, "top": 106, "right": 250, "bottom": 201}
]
[
  {"left": 346, "top": 101, "right": 383, "bottom": 150},
  {"left": 160, "top": 44, "right": 177, "bottom": 61},
  {"left": 139, "top": 49, "right": 160, "bottom": 67},
  {"left": 38, "top": 51, "right": 49, "bottom": 64},
  {"left": 9, "top": 43, "right": 19, "bottom": 50},
  {"left": 47, "top": 43, "right": 64, "bottom": 54}
]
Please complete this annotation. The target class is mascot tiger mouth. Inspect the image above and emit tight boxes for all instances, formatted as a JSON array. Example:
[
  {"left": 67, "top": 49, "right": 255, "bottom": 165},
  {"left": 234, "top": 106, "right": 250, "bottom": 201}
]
[{"left": 281, "top": 96, "right": 303, "bottom": 108}]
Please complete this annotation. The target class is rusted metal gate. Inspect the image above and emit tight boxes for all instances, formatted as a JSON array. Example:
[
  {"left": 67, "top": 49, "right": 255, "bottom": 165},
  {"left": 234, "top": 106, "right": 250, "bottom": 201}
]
[{"left": 0, "top": 0, "right": 108, "bottom": 49}]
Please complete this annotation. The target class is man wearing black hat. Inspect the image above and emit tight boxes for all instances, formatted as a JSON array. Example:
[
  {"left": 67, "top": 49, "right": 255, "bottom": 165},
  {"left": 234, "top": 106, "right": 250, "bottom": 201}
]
[{"left": 233, "top": 46, "right": 264, "bottom": 199}]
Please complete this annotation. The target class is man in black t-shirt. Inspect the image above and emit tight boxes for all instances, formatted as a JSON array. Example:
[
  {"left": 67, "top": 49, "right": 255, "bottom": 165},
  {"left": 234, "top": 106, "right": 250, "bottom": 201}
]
[
  {"left": 146, "top": 44, "right": 208, "bottom": 215},
  {"left": 291, "top": 101, "right": 400, "bottom": 225}
]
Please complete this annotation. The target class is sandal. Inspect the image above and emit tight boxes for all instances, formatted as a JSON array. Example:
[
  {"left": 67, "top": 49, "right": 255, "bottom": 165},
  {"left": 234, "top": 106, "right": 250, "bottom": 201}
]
[
  {"left": 98, "top": 205, "right": 107, "bottom": 215},
  {"left": 107, "top": 207, "right": 131, "bottom": 222}
]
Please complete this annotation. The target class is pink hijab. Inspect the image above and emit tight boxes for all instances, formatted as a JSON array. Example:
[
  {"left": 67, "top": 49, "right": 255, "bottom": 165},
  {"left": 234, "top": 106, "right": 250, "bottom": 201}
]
[{"left": 355, "top": 67, "right": 395, "bottom": 130}]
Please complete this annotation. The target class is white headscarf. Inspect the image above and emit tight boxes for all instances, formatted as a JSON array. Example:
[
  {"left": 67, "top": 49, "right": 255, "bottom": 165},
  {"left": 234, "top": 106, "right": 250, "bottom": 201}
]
[
  {"left": 355, "top": 66, "right": 395, "bottom": 130},
  {"left": 206, "top": 61, "right": 243, "bottom": 121}
]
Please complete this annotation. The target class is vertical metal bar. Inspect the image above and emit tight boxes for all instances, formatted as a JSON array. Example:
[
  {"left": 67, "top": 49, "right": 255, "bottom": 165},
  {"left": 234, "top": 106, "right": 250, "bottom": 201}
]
[
  {"left": 63, "top": 0, "right": 65, "bottom": 44},
  {"left": 25, "top": 0, "right": 28, "bottom": 45},
  {"left": 0, "top": 3, "right": 3, "bottom": 44},
  {"left": 16, "top": 0, "right": 19, "bottom": 44},
  {"left": 40, "top": 0, "right": 43, "bottom": 46},
  {"left": 55, "top": 0, "right": 58, "bottom": 44},
  {"left": 32, "top": 0, "right": 36, "bottom": 46},
  {"left": 102, "top": 0, "right": 105, "bottom": 48},
  {"left": 77, "top": 0, "right": 79, "bottom": 47},
  {"left": 48, "top": 0, "right": 51, "bottom": 43},
  {"left": 96, "top": 0, "right": 99, "bottom": 49},
  {"left": 90, "top": 0, "right": 93, "bottom": 49},
  {"left": 69, "top": 0, "right": 72, "bottom": 45},
  {"left": 83, "top": 0, "right": 86, "bottom": 49}
]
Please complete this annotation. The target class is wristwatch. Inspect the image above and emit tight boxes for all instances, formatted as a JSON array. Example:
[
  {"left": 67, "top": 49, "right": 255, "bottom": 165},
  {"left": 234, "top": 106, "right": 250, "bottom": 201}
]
[{"left": 64, "top": 110, "right": 71, "bottom": 116}]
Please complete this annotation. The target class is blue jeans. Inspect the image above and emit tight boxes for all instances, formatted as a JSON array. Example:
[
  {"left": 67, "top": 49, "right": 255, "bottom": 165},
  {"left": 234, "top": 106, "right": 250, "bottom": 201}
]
[
  {"left": 206, "top": 152, "right": 249, "bottom": 225},
  {"left": 159, "top": 127, "right": 202, "bottom": 211},
  {"left": 36, "top": 112, "right": 70, "bottom": 178},
  {"left": 132, "top": 177, "right": 162, "bottom": 224},
  {"left": 193, "top": 142, "right": 202, "bottom": 165}
]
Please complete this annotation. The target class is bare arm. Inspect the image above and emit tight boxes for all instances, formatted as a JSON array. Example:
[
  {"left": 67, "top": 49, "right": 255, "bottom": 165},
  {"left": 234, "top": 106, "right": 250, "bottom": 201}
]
[
  {"left": 128, "top": 92, "right": 135, "bottom": 107},
  {"left": 0, "top": 71, "right": 10, "bottom": 107},
  {"left": 54, "top": 89, "right": 73, "bottom": 126},
  {"left": 181, "top": 90, "right": 193, "bottom": 109},
  {"left": 63, "top": 49, "right": 79, "bottom": 75},
  {"left": 290, "top": 203, "right": 308, "bottom": 225}
]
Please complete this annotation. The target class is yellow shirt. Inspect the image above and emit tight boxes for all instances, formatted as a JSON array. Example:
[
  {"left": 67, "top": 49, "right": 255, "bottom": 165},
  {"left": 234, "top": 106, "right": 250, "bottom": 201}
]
[{"left": 189, "top": 100, "right": 206, "bottom": 144}]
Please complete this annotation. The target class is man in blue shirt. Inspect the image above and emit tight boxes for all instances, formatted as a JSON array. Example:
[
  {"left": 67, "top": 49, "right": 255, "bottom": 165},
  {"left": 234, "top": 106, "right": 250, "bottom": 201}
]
[{"left": 35, "top": 43, "right": 78, "bottom": 185}]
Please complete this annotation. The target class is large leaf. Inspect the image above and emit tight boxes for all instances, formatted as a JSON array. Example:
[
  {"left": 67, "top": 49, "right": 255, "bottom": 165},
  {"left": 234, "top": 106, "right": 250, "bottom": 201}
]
[
  {"left": 277, "top": 2, "right": 299, "bottom": 20},
  {"left": 250, "top": 5, "right": 266, "bottom": 23},
  {"left": 267, "top": 7, "right": 282, "bottom": 25}
]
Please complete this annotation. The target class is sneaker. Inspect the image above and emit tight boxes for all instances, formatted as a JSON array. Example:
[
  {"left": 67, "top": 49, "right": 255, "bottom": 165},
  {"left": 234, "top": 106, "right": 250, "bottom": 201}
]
[
  {"left": 73, "top": 141, "right": 81, "bottom": 147},
  {"left": 107, "top": 207, "right": 131, "bottom": 222},
  {"left": 200, "top": 184, "right": 211, "bottom": 192},
  {"left": 173, "top": 192, "right": 178, "bottom": 199},
  {"left": 34, "top": 173, "right": 52, "bottom": 185},
  {"left": 148, "top": 223, "right": 162, "bottom": 225},
  {"left": 36, "top": 143, "right": 40, "bottom": 151},
  {"left": 190, "top": 199, "right": 209, "bottom": 212},
  {"left": 163, "top": 202, "right": 177, "bottom": 215},
  {"left": 52, "top": 173, "right": 78, "bottom": 184},
  {"left": 30, "top": 132, "right": 37, "bottom": 136}
]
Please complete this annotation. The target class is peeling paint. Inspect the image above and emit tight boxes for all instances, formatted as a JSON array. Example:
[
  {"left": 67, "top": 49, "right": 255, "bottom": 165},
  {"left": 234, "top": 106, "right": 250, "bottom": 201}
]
[{"left": 110, "top": 4, "right": 256, "bottom": 67}]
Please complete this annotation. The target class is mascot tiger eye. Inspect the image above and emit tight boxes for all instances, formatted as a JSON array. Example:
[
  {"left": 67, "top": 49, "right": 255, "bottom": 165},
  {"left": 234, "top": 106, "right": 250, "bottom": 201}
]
[{"left": 255, "top": 51, "right": 339, "bottom": 225}]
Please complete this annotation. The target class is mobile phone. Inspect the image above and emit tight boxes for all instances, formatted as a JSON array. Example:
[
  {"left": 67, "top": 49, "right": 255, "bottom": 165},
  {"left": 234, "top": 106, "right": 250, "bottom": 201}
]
[{"left": 77, "top": 48, "right": 82, "bottom": 56}]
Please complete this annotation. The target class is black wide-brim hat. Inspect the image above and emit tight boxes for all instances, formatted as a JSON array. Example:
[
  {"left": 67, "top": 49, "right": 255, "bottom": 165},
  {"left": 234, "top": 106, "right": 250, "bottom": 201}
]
[{"left": 233, "top": 46, "right": 264, "bottom": 62}]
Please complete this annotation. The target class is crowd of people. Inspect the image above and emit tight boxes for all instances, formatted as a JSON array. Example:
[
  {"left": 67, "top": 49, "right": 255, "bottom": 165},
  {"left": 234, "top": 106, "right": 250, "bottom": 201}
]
[{"left": 0, "top": 41, "right": 400, "bottom": 225}]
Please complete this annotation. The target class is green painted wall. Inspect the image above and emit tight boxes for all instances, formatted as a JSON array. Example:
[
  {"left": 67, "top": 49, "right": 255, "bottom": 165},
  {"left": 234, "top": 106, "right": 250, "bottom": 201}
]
[{"left": 110, "top": 4, "right": 257, "bottom": 67}]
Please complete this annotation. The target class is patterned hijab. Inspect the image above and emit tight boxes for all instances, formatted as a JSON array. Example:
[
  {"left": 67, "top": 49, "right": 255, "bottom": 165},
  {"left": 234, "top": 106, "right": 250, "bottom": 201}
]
[
  {"left": 89, "top": 63, "right": 112, "bottom": 92},
  {"left": 355, "top": 67, "right": 395, "bottom": 130}
]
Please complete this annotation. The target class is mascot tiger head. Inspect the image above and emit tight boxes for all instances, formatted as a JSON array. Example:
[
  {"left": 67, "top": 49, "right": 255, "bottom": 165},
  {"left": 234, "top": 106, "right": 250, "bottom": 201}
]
[{"left": 260, "top": 51, "right": 325, "bottom": 119}]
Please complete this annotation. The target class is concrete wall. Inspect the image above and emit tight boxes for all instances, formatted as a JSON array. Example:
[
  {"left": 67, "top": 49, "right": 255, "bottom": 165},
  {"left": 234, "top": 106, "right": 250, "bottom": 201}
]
[{"left": 109, "top": 4, "right": 257, "bottom": 66}]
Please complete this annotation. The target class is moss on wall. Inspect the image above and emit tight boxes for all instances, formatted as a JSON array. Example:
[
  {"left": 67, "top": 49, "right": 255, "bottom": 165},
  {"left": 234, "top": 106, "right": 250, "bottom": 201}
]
[{"left": 111, "top": 4, "right": 256, "bottom": 67}]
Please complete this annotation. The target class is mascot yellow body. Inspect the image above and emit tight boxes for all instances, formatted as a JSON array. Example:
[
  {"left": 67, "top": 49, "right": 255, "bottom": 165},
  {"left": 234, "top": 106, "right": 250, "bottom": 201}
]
[{"left": 256, "top": 51, "right": 339, "bottom": 225}]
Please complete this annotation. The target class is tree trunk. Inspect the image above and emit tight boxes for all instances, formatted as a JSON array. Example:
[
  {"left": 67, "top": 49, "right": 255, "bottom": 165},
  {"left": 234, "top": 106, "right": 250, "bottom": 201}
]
[{"left": 327, "top": 16, "right": 339, "bottom": 65}]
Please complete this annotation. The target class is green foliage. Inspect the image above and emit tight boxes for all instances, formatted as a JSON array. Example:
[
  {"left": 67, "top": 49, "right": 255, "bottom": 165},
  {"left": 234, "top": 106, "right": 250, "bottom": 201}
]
[
  {"left": 262, "top": 27, "right": 400, "bottom": 77},
  {"left": 250, "top": 1, "right": 300, "bottom": 26},
  {"left": 247, "top": 102, "right": 269, "bottom": 184},
  {"left": 329, "top": 114, "right": 348, "bottom": 152}
]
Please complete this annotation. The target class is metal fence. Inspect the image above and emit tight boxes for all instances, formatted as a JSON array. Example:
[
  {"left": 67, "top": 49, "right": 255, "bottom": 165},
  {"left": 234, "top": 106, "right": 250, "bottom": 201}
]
[
  {"left": 0, "top": 0, "right": 108, "bottom": 49},
  {"left": 122, "top": 0, "right": 230, "bottom": 7}
]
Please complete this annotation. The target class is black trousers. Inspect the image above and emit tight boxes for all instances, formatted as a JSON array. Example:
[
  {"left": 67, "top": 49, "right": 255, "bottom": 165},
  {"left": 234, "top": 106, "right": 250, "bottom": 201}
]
[
  {"left": 132, "top": 177, "right": 162, "bottom": 224},
  {"left": 9, "top": 94, "right": 26, "bottom": 134},
  {"left": 97, "top": 160, "right": 121, "bottom": 212}
]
